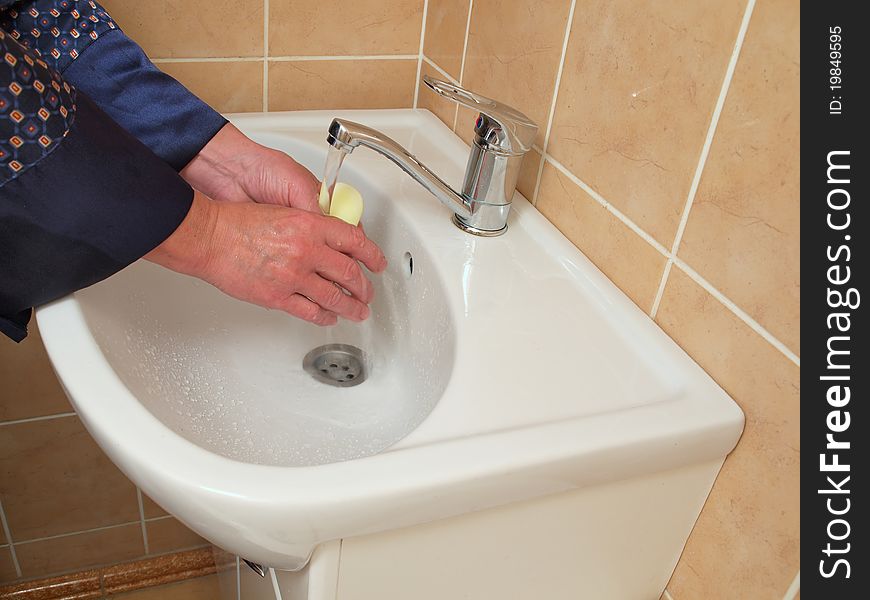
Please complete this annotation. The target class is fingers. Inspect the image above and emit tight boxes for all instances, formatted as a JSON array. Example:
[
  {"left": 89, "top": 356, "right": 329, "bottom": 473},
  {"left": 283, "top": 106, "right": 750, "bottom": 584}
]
[
  {"left": 315, "top": 249, "right": 374, "bottom": 303},
  {"left": 292, "top": 170, "right": 321, "bottom": 213},
  {"left": 300, "top": 275, "right": 371, "bottom": 322},
  {"left": 280, "top": 294, "right": 338, "bottom": 326},
  {"left": 322, "top": 219, "right": 388, "bottom": 273}
]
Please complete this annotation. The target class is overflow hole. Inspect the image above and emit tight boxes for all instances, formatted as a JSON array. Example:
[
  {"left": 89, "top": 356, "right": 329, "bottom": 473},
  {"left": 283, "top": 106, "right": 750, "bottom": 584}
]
[{"left": 403, "top": 252, "right": 414, "bottom": 278}]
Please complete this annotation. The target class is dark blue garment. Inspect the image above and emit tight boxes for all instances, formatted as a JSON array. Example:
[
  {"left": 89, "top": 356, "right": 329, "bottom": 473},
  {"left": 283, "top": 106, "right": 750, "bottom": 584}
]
[
  {"left": 0, "top": 90, "right": 194, "bottom": 342},
  {"left": 0, "top": 29, "right": 76, "bottom": 186},
  {"left": 0, "top": 1, "right": 217, "bottom": 341},
  {"left": 64, "top": 32, "right": 227, "bottom": 170},
  {"left": 1, "top": 0, "right": 227, "bottom": 169}
]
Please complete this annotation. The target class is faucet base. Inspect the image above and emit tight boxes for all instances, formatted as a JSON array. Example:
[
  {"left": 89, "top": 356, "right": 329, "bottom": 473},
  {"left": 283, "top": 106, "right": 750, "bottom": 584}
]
[{"left": 452, "top": 213, "right": 507, "bottom": 237}]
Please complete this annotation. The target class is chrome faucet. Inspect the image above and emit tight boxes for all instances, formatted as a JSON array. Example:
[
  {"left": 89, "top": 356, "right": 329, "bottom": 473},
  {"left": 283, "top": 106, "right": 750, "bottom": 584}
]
[{"left": 326, "top": 76, "right": 537, "bottom": 236}]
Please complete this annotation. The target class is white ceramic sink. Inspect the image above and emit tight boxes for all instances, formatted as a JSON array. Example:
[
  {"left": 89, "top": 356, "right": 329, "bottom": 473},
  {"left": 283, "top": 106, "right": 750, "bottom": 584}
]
[{"left": 37, "top": 110, "right": 743, "bottom": 570}]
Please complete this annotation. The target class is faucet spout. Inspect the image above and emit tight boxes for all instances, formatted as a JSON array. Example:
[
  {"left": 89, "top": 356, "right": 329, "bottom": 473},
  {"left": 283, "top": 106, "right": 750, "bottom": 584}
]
[{"left": 327, "top": 119, "right": 473, "bottom": 221}]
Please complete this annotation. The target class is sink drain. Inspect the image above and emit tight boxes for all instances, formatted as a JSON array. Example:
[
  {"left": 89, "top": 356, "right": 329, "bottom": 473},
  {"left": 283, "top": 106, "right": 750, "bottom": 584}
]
[{"left": 303, "top": 344, "right": 367, "bottom": 387}]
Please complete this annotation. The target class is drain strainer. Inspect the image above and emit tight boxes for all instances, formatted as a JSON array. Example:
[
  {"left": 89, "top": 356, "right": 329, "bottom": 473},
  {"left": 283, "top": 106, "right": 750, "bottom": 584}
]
[{"left": 303, "top": 344, "right": 367, "bottom": 387}]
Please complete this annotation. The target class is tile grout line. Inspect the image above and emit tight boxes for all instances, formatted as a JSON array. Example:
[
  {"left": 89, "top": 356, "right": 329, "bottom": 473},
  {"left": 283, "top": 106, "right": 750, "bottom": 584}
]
[
  {"left": 12, "top": 520, "right": 143, "bottom": 547},
  {"left": 0, "top": 499, "right": 22, "bottom": 578},
  {"left": 546, "top": 155, "right": 670, "bottom": 255},
  {"left": 262, "top": 0, "right": 269, "bottom": 112},
  {"left": 151, "top": 55, "right": 419, "bottom": 64},
  {"left": 544, "top": 152, "right": 800, "bottom": 367},
  {"left": 268, "top": 54, "right": 419, "bottom": 61},
  {"left": 151, "top": 57, "right": 262, "bottom": 63},
  {"left": 136, "top": 488, "right": 150, "bottom": 555},
  {"left": 531, "top": 0, "right": 577, "bottom": 207},
  {"left": 650, "top": 0, "right": 757, "bottom": 318},
  {"left": 452, "top": 0, "right": 474, "bottom": 131},
  {"left": 413, "top": 0, "right": 430, "bottom": 109},
  {"left": 144, "top": 515, "right": 174, "bottom": 523},
  {"left": 674, "top": 258, "right": 800, "bottom": 366},
  {"left": 0, "top": 412, "right": 76, "bottom": 427},
  {"left": 422, "top": 55, "right": 460, "bottom": 85},
  {"left": 782, "top": 570, "right": 800, "bottom": 600}
]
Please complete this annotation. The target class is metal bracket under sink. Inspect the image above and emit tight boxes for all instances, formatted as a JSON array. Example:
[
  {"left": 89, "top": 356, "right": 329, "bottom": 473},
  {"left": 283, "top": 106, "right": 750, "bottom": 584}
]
[{"left": 243, "top": 559, "right": 267, "bottom": 577}]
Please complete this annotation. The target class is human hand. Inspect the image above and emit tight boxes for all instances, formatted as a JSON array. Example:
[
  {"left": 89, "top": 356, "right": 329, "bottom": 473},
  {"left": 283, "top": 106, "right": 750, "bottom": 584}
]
[
  {"left": 181, "top": 123, "right": 321, "bottom": 213},
  {"left": 146, "top": 192, "right": 387, "bottom": 325}
]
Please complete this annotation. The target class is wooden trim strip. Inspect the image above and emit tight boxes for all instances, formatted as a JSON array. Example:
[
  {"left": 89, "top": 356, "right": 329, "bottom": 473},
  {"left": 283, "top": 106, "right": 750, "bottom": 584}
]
[{"left": 0, "top": 547, "right": 233, "bottom": 599}]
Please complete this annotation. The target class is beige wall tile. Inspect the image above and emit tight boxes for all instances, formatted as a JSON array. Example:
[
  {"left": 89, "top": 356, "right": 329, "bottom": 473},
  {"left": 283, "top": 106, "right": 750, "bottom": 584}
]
[
  {"left": 146, "top": 519, "right": 207, "bottom": 556},
  {"left": 269, "top": 60, "right": 417, "bottom": 111},
  {"left": 461, "top": 0, "right": 572, "bottom": 147},
  {"left": 141, "top": 494, "right": 168, "bottom": 520},
  {"left": 423, "top": 0, "right": 470, "bottom": 80},
  {"left": 0, "top": 323, "right": 73, "bottom": 423},
  {"left": 15, "top": 524, "right": 144, "bottom": 579},
  {"left": 0, "top": 417, "right": 139, "bottom": 540},
  {"left": 548, "top": 0, "right": 746, "bottom": 247},
  {"left": 655, "top": 268, "right": 799, "bottom": 599},
  {"left": 110, "top": 574, "right": 222, "bottom": 599},
  {"left": 158, "top": 61, "right": 263, "bottom": 114},
  {"left": 0, "top": 546, "right": 17, "bottom": 583},
  {"left": 536, "top": 162, "right": 666, "bottom": 311},
  {"left": 418, "top": 62, "right": 459, "bottom": 129},
  {"left": 678, "top": 0, "right": 800, "bottom": 355},
  {"left": 517, "top": 147, "right": 542, "bottom": 203},
  {"left": 101, "top": 1, "right": 263, "bottom": 58},
  {"left": 269, "top": 0, "right": 423, "bottom": 56},
  {"left": 453, "top": 105, "right": 477, "bottom": 145}
]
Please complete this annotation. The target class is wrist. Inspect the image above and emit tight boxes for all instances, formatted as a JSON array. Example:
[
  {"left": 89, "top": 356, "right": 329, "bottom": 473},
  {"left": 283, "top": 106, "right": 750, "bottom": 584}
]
[
  {"left": 181, "top": 123, "right": 260, "bottom": 199},
  {"left": 145, "top": 190, "right": 221, "bottom": 279}
]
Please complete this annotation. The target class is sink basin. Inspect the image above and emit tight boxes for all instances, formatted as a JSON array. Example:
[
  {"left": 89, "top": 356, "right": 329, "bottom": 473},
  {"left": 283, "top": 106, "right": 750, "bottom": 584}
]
[{"left": 36, "top": 109, "right": 743, "bottom": 571}]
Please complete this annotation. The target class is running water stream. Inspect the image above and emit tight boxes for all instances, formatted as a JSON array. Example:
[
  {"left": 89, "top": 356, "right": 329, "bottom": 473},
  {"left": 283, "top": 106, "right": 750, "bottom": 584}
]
[
  {"left": 319, "top": 145, "right": 374, "bottom": 364},
  {"left": 319, "top": 145, "right": 348, "bottom": 214}
]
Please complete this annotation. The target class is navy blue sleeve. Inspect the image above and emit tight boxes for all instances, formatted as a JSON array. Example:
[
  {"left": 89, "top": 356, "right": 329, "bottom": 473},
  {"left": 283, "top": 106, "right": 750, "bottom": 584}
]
[
  {"left": 63, "top": 32, "right": 228, "bottom": 170},
  {"left": 0, "top": 92, "right": 194, "bottom": 342},
  {"left": 1, "top": 0, "right": 227, "bottom": 170}
]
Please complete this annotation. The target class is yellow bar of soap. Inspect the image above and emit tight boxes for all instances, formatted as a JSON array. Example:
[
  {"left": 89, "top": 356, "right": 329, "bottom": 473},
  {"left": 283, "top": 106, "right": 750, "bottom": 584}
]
[{"left": 327, "top": 183, "right": 364, "bottom": 226}]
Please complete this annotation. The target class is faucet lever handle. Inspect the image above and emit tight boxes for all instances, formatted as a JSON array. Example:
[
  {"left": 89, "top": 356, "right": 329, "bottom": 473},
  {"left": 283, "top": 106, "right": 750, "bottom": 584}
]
[{"left": 423, "top": 75, "right": 537, "bottom": 155}]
